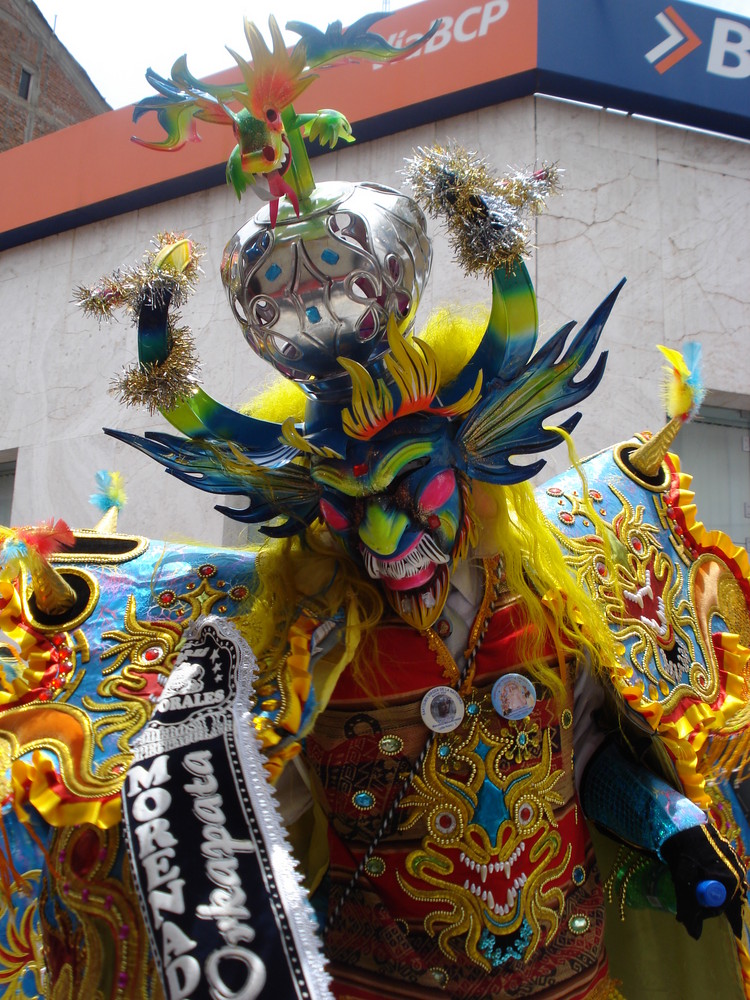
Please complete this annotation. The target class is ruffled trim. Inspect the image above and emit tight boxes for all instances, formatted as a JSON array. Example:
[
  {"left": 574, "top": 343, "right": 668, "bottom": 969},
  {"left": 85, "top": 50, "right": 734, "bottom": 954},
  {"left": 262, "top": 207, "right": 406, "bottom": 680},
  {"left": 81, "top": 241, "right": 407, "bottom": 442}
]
[
  {"left": 10, "top": 751, "right": 121, "bottom": 828},
  {"left": 277, "top": 617, "right": 317, "bottom": 736},
  {"left": 254, "top": 601, "right": 362, "bottom": 781},
  {"left": 253, "top": 616, "right": 317, "bottom": 780},
  {"left": 0, "top": 582, "right": 72, "bottom": 704},
  {"left": 609, "top": 452, "right": 750, "bottom": 807}
]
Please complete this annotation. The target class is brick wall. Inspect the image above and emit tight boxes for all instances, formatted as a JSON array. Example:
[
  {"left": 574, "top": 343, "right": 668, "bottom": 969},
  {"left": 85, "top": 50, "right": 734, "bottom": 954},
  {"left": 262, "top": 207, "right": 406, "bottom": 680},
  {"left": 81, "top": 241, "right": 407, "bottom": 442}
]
[{"left": 0, "top": 0, "right": 109, "bottom": 151}]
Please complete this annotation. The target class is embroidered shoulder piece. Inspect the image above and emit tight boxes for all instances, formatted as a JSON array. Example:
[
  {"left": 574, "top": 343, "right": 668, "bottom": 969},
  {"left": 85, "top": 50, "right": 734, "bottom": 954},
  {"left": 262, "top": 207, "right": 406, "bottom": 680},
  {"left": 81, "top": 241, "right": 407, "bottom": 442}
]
[
  {"left": 536, "top": 440, "right": 750, "bottom": 808},
  {"left": 0, "top": 533, "right": 255, "bottom": 829}
]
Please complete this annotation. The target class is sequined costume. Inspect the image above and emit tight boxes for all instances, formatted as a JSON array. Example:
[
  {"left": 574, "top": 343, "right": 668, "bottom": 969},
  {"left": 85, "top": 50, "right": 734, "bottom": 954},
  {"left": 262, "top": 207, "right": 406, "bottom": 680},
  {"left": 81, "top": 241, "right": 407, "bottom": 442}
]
[
  {"left": 1, "top": 446, "right": 749, "bottom": 998},
  {"left": 2, "top": 12, "right": 750, "bottom": 1000}
]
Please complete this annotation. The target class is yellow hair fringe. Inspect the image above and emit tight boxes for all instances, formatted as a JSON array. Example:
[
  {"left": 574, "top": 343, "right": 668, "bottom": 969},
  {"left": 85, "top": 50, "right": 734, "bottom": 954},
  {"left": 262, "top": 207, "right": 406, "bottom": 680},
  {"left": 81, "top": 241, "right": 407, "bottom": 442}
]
[{"left": 238, "top": 526, "right": 386, "bottom": 697}]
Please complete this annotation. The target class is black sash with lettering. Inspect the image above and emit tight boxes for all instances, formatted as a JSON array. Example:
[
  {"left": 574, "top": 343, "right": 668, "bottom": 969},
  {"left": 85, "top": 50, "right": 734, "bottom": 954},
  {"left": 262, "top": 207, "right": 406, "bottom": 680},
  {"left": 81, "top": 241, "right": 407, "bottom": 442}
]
[{"left": 122, "top": 615, "right": 331, "bottom": 1000}]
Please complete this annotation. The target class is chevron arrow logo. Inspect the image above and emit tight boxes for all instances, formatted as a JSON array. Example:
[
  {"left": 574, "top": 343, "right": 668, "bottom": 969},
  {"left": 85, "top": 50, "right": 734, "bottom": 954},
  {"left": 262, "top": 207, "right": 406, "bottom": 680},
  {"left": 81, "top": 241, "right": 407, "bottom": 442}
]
[{"left": 645, "top": 6, "right": 702, "bottom": 74}]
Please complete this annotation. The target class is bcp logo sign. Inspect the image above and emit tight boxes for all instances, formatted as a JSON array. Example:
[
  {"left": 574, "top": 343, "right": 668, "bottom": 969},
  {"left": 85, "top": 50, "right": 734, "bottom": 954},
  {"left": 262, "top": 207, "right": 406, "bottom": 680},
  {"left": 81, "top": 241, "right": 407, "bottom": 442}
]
[
  {"left": 372, "top": 0, "right": 510, "bottom": 69},
  {"left": 646, "top": 6, "right": 750, "bottom": 79}
]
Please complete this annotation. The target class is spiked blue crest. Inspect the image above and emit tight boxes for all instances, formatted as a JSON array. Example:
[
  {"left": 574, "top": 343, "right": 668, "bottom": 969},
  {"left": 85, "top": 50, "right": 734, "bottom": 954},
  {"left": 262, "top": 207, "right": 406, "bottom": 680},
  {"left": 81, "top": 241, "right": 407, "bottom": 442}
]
[{"left": 455, "top": 280, "right": 625, "bottom": 483}]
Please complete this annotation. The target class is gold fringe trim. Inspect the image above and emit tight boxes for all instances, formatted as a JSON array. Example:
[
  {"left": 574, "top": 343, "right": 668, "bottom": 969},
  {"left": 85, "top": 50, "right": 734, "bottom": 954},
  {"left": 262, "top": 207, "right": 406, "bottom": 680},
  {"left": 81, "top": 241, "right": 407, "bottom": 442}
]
[{"left": 585, "top": 977, "right": 627, "bottom": 1000}]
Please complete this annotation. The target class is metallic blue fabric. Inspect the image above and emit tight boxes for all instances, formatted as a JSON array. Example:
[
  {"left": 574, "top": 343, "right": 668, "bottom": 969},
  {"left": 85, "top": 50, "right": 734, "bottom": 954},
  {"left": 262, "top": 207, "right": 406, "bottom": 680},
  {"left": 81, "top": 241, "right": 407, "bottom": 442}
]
[{"left": 582, "top": 743, "right": 706, "bottom": 858}]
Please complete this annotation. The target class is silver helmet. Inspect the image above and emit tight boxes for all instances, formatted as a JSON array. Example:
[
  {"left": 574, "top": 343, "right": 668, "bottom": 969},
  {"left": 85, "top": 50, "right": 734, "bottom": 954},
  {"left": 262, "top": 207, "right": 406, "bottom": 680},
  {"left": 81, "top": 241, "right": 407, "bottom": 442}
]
[{"left": 221, "top": 181, "right": 432, "bottom": 403}]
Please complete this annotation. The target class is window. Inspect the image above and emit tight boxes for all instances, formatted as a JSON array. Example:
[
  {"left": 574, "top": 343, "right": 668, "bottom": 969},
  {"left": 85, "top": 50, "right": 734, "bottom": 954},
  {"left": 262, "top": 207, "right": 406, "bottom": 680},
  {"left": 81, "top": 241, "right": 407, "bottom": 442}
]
[
  {"left": 672, "top": 405, "right": 750, "bottom": 550},
  {"left": 18, "top": 69, "right": 32, "bottom": 100},
  {"left": 0, "top": 462, "right": 15, "bottom": 524}
]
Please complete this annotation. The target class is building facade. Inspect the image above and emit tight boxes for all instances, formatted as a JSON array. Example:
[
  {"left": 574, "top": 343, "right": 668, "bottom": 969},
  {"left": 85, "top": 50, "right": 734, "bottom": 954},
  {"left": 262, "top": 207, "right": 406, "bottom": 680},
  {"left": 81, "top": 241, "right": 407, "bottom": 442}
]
[{"left": 0, "top": 0, "right": 108, "bottom": 151}]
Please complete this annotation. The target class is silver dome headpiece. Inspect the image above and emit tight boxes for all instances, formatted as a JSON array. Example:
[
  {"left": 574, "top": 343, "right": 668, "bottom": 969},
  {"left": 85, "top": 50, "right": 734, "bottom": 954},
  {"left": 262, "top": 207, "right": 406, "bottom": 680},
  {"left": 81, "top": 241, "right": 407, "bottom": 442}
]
[{"left": 221, "top": 181, "right": 432, "bottom": 402}]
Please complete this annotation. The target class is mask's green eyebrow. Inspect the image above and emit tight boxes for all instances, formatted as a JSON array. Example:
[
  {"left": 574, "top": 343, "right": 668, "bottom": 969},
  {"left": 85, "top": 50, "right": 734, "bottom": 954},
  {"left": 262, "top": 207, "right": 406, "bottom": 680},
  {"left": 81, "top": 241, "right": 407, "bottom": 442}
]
[{"left": 312, "top": 439, "right": 434, "bottom": 497}]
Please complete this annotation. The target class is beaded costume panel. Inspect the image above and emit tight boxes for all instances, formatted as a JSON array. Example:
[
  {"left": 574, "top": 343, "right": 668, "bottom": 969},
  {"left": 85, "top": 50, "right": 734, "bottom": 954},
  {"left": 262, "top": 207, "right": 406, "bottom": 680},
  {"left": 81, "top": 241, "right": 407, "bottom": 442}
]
[{"left": 305, "top": 597, "right": 609, "bottom": 999}]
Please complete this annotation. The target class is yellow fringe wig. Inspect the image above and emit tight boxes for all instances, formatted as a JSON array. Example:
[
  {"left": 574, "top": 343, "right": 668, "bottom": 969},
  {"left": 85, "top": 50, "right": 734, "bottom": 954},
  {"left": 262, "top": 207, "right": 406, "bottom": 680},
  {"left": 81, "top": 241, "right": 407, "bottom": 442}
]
[{"left": 239, "top": 308, "right": 617, "bottom": 702}]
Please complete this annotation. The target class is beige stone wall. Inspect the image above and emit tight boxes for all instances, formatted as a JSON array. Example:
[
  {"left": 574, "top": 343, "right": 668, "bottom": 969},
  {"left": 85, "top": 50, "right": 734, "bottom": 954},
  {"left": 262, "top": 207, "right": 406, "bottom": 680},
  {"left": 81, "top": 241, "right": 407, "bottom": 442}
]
[{"left": 1, "top": 95, "right": 748, "bottom": 543}]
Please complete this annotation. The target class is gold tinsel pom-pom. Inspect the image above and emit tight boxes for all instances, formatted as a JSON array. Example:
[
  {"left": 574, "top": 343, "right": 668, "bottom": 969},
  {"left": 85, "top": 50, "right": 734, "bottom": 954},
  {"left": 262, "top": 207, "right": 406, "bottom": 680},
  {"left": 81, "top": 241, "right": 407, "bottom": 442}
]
[
  {"left": 73, "top": 271, "right": 129, "bottom": 320},
  {"left": 75, "top": 232, "right": 205, "bottom": 322},
  {"left": 110, "top": 323, "right": 201, "bottom": 414},
  {"left": 403, "top": 144, "right": 561, "bottom": 276}
]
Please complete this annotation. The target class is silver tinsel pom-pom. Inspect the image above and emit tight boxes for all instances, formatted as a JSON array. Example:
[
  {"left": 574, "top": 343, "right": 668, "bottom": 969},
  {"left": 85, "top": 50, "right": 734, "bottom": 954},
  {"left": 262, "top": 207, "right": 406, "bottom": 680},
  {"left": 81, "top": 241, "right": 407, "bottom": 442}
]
[
  {"left": 404, "top": 144, "right": 561, "bottom": 276},
  {"left": 77, "top": 233, "right": 205, "bottom": 412}
]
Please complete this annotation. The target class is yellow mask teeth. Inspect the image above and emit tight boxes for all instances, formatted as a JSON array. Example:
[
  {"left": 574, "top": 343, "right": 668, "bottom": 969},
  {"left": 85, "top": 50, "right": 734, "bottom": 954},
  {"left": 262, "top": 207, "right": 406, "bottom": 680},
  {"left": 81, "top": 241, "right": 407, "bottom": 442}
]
[{"left": 384, "top": 564, "right": 452, "bottom": 632}]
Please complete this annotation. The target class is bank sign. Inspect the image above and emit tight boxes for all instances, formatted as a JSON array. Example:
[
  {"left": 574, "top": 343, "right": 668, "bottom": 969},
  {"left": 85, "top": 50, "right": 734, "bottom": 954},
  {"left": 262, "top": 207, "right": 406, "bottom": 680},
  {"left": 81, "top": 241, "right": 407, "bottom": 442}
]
[
  {"left": 368, "top": 0, "right": 750, "bottom": 142},
  {"left": 536, "top": 0, "right": 750, "bottom": 140},
  {"left": 269, "top": 0, "right": 750, "bottom": 145}
]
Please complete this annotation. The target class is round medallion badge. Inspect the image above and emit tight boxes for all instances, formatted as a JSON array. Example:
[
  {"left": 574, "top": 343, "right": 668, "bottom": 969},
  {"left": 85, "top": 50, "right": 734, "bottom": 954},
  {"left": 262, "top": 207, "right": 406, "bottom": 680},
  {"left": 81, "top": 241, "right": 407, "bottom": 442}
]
[
  {"left": 491, "top": 673, "right": 537, "bottom": 720},
  {"left": 434, "top": 617, "right": 452, "bottom": 639},
  {"left": 420, "top": 686, "right": 465, "bottom": 733}
]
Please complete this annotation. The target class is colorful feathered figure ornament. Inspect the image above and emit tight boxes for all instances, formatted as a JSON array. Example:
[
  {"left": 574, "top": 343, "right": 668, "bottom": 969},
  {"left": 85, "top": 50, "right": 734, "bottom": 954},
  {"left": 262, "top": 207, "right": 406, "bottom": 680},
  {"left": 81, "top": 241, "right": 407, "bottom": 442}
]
[
  {"left": 132, "top": 13, "right": 439, "bottom": 221},
  {"left": 0, "top": 520, "right": 75, "bottom": 614},
  {"left": 89, "top": 470, "right": 128, "bottom": 534},
  {"left": 630, "top": 343, "right": 705, "bottom": 476}
]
